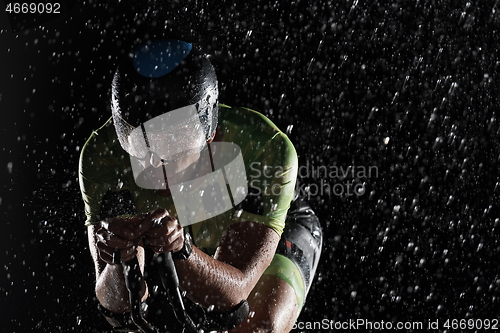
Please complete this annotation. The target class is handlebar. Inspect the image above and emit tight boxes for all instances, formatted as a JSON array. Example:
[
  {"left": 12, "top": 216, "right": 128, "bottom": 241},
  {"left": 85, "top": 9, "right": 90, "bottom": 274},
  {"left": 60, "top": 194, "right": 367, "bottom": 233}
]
[
  {"left": 123, "top": 247, "right": 199, "bottom": 333},
  {"left": 123, "top": 256, "right": 159, "bottom": 333},
  {"left": 157, "top": 252, "right": 199, "bottom": 333}
]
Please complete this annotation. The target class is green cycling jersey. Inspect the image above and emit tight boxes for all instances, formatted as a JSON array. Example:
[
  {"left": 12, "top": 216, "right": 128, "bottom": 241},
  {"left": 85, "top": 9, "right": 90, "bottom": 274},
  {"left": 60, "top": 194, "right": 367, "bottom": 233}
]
[{"left": 79, "top": 105, "right": 298, "bottom": 255}]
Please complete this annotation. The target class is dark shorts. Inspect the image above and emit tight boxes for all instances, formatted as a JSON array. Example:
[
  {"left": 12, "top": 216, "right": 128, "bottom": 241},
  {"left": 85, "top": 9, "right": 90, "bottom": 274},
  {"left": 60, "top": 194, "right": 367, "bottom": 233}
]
[{"left": 263, "top": 196, "right": 323, "bottom": 309}]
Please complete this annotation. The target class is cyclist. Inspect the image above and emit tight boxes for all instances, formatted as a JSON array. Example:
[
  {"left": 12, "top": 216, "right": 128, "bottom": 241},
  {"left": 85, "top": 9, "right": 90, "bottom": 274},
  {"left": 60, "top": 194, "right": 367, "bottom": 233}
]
[{"left": 79, "top": 39, "right": 322, "bottom": 332}]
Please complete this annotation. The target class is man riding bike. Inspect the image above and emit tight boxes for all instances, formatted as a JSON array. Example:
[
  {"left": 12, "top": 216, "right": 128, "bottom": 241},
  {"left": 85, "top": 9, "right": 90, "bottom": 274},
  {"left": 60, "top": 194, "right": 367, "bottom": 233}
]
[{"left": 79, "top": 39, "right": 322, "bottom": 332}]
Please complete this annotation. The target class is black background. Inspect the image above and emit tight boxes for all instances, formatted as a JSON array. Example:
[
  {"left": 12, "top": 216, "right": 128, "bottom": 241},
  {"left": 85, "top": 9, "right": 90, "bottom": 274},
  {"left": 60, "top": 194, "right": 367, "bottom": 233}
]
[{"left": 1, "top": 1, "right": 500, "bottom": 332}]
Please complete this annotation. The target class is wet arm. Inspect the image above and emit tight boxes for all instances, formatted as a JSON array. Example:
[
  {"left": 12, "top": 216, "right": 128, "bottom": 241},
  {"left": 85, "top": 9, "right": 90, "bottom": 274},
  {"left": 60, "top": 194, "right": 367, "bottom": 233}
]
[
  {"left": 88, "top": 224, "right": 147, "bottom": 313},
  {"left": 174, "top": 221, "right": 279, "bottom": 312}
]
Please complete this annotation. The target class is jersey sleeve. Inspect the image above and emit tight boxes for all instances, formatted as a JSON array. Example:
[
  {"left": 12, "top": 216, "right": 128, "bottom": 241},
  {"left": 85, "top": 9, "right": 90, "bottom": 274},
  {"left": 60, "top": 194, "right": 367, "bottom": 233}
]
[
  {"left": 219, "top": 106, "right": 298, "bottom": 237},
  {"left": 78, "top": 118, "right": 128, "bottom": 226},
  {"left": 233, "top": 131, "right": 298, "bottom": 236}
]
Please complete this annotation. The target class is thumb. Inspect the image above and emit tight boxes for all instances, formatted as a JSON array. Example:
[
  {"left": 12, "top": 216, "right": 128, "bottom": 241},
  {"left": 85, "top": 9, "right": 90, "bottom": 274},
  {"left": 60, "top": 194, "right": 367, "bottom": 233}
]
[{"left": 149, "top": 208, "right": 169, "bottom": 223}]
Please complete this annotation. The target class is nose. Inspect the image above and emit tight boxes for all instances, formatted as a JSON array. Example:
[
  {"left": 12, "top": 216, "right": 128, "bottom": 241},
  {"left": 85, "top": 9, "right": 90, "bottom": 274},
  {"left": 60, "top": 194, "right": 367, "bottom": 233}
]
[{"left": 150, "top": 152, "right": 166, "bottom": 168}]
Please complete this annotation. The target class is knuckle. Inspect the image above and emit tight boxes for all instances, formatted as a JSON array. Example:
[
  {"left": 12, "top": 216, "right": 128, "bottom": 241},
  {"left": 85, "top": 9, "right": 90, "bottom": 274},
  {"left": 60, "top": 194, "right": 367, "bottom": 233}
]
[
  {"left": 165, "top": 234, "right": 175, "bottom": 244},
  {"left": 155, "top": 208, "right": 168, "bottom": 215}
]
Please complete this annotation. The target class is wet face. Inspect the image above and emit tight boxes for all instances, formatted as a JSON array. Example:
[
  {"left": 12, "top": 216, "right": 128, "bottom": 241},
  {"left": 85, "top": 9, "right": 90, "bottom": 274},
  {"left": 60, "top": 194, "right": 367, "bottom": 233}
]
[
  {"left": 134, "top": 150, "right": 201, "bottom": 191},
  {"left": 132, "top": 130, "right": 217, "bottom": 192}
]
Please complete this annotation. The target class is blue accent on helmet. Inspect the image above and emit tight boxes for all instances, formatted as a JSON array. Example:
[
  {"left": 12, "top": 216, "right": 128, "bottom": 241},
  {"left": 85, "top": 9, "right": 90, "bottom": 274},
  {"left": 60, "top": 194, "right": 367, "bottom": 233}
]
[{"left": 132, "top": 40, "right": 193, "bottom": 78}]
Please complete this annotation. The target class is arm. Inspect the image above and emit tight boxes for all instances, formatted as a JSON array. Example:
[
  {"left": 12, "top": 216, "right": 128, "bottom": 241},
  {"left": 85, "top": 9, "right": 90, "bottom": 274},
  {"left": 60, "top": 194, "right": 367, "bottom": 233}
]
[
  {"left": 174, "top": 221, "right": 280, "bottom": 312},
  {"left": 89, "top": 213, "right": 278, "bottom": 314},
  {"left": 88, "top": 223, "right": 144, "bottom": 314},
  {"left": 170, "top": 120, "right": 296, "bottom": 311},
  {"left": 87, "top": 212, "right": 163, "bottom": 314}
]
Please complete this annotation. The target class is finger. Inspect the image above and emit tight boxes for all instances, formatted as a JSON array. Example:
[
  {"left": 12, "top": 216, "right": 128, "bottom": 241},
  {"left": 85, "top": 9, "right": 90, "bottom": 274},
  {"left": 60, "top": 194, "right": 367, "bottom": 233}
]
[
  {"left": 96, "top": 242, "right": 117, "bottom": 264},
  {"left": 146, "top": 224, "right": 177, "bottom": 239},
  {"left": 110, "top": 209, "right": 168, "bottom": 237},
  {"left": 97, "top": 242, "right": 136, "bottom": 258},
  {"left": 97, "top": 250, "right": 113, "bottom": 265},
  {"left": 147, "top": 227, "right": 183, "bottom": 246},
  {"left": 119, "top": 247, "right": 138, "bottom": 262},
  {"left": 150, "top": 208, "right": 171, "bottom": 227},
  {"left": 149, "top": 208, "right": 169, "bottom": 219},
  {"left": 97, "top": 242, "right": 137, "bottom": 264},
  {"left": 102, "top": 218, "right": 141, "bottom": 240},
  {"left": 147, "top": 217, "right": 179, "bottom": 238},
  {"left": 96, "top": 229, "right": 135, "bottom": 249},
  {"left": 151, "top": 236, "right": 184, "bottom": 254},
  {"left": 134, "top": 209, "right": 170, "bottom": 235}
]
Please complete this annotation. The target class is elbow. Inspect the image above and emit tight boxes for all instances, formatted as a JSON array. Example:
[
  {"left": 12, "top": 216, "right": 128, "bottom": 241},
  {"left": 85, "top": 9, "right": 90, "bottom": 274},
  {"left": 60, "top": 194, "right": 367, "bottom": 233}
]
[
  {"left": 215, "top": 272, "right": 255, "bottom": 312},
  {"left": 196, "top": 271, "right": 251, "bottom": 312}
]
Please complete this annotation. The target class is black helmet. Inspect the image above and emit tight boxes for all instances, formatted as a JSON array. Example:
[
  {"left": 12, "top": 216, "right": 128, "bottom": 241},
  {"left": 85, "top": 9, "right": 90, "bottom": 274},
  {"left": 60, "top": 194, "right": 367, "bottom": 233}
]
[{"left": 111, "top": 39, "right": 218, "bottom": 161}]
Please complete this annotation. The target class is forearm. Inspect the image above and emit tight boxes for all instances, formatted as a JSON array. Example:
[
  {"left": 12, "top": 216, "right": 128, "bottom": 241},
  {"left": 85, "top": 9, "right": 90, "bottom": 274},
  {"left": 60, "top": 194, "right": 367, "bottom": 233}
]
[
  {"left": 96, "top": 263, "right": 131, "bottom": 313},
  {"left": 94, "top": 246, "right": 148, "bottom": 314},
  {"left": 175, "top": 246, "right": 250, "bottom": 312},
  {"left": 95, "top": 244, "right": 245, "bottom": 314},
  {"left": 174, "top": 222, "right": 279, "bottom": 312}
]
